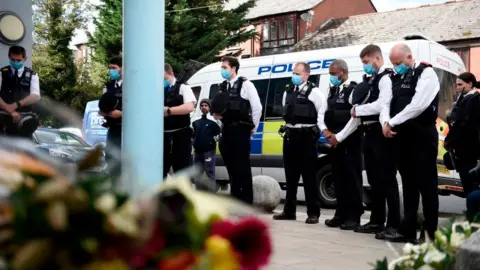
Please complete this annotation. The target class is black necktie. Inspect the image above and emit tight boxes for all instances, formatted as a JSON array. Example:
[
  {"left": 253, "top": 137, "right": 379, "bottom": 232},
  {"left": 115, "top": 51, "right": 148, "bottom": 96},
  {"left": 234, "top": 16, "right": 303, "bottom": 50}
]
[
  {"left": 14, "top": 69, "right": 18, "bottom": 78},
  {"left": 295, "top": 86, "right": 299, "bottom": 92}
]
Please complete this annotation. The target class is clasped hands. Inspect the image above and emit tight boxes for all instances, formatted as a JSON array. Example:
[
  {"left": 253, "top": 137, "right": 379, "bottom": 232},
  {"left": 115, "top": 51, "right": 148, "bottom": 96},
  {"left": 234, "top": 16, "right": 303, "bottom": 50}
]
[
  {"left": 3, "top": 103, "right": 21, "bottom": 122},
  {"left": 322, "top": 129, "right": 339, "bottom": 147}
]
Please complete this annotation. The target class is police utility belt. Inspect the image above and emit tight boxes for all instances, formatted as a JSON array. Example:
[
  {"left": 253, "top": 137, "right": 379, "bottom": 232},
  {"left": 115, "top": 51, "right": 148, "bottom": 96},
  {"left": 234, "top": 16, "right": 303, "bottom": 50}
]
[
  {"left": 278, "top": 124, "right": 320, "bottom": 140},
  {"left": 0, "top": 111, "right": 39, "bottom": 135}
]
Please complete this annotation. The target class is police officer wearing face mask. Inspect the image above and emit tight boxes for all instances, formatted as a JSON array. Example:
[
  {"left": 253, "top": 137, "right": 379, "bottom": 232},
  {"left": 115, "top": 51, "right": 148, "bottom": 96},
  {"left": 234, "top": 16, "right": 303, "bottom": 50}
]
[
  {"left": 99, "top": 56, "right": 123, "bottom": 165},
  {"left": 444, "top": 72, "right": 480, "bottom": 196},
  {"left": 211, "top": 56, "right": 262, "bottom": 205},
  {"left": 163, "top": 63, "right": 197, "bottom": 179},
  {"left": 272, "top": 62, "right": 323, "bottom": 224},
  {"left": 322, "top": 59, "right": 364, "bottom": 230},
  {"left": 0, "top": 46, "right": 41, "bottom": 139},
  {"left": 351, "top": 45, "right": 401, "bottom": 239},
  {"left": 382, "top": 43, "right": 440, "bottom": 244}
]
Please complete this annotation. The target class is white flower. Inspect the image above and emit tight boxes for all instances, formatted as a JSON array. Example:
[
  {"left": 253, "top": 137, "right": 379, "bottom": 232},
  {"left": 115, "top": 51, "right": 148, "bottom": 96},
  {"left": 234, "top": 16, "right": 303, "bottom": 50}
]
[
  {"left": 461, "top": 222, "right": 471, "bottom": 232},
  {"left": 403, "top": 243, "right": 415, "bottom": 254},
  {"left": 95, "top": 193, "right": 117, "bottom": 214},
  {"left": 423, "top": 249, "right": 447, "bottom": 264},
  {"left": 450, "top": 232, "right": 466, "bottom": 247},
  {"left": 418, "top": 265, "right": 435, "bottom": 270},
  {"left": 0, "top": 167, "right": 23, "bottom": 189}
]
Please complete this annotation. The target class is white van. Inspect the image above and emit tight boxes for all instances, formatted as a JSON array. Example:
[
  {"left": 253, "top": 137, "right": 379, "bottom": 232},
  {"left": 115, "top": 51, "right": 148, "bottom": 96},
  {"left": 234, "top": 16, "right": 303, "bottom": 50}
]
[{"left": 187, "top": 37, "right": 466, "bottom": 207}]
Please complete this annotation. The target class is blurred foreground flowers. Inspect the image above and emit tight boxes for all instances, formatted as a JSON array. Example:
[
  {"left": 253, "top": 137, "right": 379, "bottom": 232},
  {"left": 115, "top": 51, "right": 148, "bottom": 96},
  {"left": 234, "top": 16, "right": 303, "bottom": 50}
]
[
  {"left": 372, "top": 218, "right": 480, "bottom": 270},
  {"left": 0, "top": 139, "right": 272, "bottom": 270}
]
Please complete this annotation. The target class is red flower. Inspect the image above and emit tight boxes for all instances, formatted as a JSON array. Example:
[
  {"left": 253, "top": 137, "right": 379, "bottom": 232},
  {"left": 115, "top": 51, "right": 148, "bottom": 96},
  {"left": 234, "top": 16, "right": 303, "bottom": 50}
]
[
  {"left": 210, "top": 216, "right": 272, "bottom": 270},
  {"left": 128, "top": 221, "right": 166, "bottom": 268}
]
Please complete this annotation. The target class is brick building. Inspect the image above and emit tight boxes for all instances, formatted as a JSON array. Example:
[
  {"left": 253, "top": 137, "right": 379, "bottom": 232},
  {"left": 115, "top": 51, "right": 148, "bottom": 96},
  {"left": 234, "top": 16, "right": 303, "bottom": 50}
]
[{"left": 221, "top": 0, "right": 377, "bottom": 57}]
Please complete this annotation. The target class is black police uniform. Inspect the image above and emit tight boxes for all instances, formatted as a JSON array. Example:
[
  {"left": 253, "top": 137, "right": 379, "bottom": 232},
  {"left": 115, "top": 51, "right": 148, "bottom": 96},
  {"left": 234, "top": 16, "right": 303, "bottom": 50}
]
[
  {"left": 0, "top": 66, "right": 39, "bottom": 138},
  {"left": 444, "top": 91, "right": 480, "bottom": 195},
  {"left": 324, "top": 81, "right": 364, "bottom": 226},
  {"left": 163, "top": 82, "right": 193, "bottom": 178},
  {"left": 352, "top": 70, "right": 400, "bottom": 234},
  {"left": 388, "top": 62, "right": 439, "bottom": 241},
  {"left": 212, "top": 77, "right": 254, "bottom": 204},
  {"left": 281, "top": 82, "right": 321, "bottom": 219},
  {"left": 99, "top": 80, "right": 123, "bottom": 164}
]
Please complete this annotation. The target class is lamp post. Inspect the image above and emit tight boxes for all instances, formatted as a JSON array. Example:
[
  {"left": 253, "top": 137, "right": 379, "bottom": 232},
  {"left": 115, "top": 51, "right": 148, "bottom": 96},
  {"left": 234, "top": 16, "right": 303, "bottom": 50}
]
[{"left": 123, "top": 0, "right": 164, "bottom": 196}]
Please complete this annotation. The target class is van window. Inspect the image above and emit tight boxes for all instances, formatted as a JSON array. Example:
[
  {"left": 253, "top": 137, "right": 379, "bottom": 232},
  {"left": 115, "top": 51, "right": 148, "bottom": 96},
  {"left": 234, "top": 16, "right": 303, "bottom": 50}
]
[
  {"left": 209, "top": 84, "right": 219, "bottom": 100},
  {"left": 265, "top": 75, "right": 320, "bottom": 120},
  {"left": 191, "top": 86, "right": 201, "bottom": 101},
  {"left": 434, "top": 67, "right": 457, "bottom": 121}
]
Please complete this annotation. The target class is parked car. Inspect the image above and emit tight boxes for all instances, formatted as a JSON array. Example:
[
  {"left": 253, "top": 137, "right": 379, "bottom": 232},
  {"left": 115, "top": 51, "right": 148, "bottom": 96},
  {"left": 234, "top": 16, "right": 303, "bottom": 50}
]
[
  {"left": 32, "top": 128, "right": 107, "bottom": 173},
  {"left": 59, "top": 127, "right": 84, "bottom": 140}
]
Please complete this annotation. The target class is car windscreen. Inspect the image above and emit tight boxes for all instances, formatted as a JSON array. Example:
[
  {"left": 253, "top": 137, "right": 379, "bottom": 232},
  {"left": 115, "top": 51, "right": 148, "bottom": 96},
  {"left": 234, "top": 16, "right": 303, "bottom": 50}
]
[{"left": 35, "top": 130, "right": 90, "bottom": 147}]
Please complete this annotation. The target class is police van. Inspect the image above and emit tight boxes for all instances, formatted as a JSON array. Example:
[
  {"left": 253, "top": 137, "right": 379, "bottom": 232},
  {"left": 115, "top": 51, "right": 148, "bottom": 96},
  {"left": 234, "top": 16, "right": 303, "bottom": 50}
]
[
  {"left": 82, "top": 100, "right": 108, "bottom": 146},
  {"left": 187, "top": 36, "right": 466, "bottom": 207}
]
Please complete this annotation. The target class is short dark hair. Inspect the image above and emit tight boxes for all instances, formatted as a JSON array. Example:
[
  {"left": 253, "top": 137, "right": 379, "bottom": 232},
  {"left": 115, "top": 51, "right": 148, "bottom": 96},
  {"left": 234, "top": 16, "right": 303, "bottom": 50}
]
[
  {"left": 295, "top": 62, "right": 311, "bottom": 73},
  {"left": 221, "top": 56, "right": 240, "bottom": 73},
  {"left": 360, "top": 44, "right": 382, "bottom": 58},
  {"left": 9, "top": 46, "right": 26, "bottom": 58},
  {"left": 164, "top": 63, "right": 174, "bottom": 75},
  {"left": 109, "top": 56, "right": 122, "bottom": 67}
]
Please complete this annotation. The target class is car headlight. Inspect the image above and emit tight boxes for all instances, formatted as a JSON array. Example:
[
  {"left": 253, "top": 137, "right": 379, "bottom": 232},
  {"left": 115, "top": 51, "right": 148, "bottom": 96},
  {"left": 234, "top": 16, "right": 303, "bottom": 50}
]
[{"left": 49, "top": 149, "right": 72, "bottom": 159}]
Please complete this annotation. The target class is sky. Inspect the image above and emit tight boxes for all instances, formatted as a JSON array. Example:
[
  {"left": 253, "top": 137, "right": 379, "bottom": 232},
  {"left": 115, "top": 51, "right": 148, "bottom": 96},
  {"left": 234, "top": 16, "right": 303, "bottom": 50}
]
[{"left": 70, "top": 0, "right": 448, "bottom": 47}]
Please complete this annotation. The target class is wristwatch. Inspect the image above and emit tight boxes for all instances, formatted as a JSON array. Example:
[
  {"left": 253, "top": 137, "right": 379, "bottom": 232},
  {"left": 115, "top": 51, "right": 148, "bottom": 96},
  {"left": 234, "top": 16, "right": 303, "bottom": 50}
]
[
  {"left": 167, "top": 107, "right": 172, "bottom": 116},
  {"left": 15, "top": 101, "right": 21, "bottom": 108}
]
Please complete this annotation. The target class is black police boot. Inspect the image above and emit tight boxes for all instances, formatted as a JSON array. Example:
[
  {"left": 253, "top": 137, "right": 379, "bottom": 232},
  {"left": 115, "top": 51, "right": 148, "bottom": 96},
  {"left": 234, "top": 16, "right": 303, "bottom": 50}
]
[
  {"left": 325, "top": 216, "right": 343, "bottom": 227},
  {"left": 354, "top": 222, "right": 385, "bottom": 234},
  {"left": 272, "top": 212, "right": 296, "bottom": 221},
  {"left": 305, "top": 216, "right": 319, "bottom": 224},
  {"left": 340, "top": 220, "right": 360, "bottom": 231},
  {"left": 383, "top": 231, "right": 416, "bottom": 243},
  {"left": 375, "top": 227, "right": 397, "bottom": 240}
]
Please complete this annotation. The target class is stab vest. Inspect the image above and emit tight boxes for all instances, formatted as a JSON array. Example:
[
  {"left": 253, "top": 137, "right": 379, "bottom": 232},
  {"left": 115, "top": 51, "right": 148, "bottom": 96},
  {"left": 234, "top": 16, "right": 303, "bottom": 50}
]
[
  {"left": 217, "top": 77, "right": 252, "bottom": 126},
  {"left": 164, "top": 82, "right": 190, "bottom": 130},
  {"left": 352, "top": 69, "right": 393, "bottom": 123},
  {"left": 0, "top": 66, "right": 34, "bottom": 113},
  {"left": 325, "top": 81, "right": 358, "bottom": 133},
  {"left": 390, "top": 62, "right": 438, "bottom": 126},
  {"left": 282, "top": 82, "right": 317, "bottom": 125},
  {"left": 103, "top": 80, "right": 123, "bottom": 127}
]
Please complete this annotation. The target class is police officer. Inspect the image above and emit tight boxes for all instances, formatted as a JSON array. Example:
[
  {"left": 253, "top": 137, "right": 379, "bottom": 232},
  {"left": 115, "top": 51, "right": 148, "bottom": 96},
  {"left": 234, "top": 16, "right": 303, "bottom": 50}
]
[
  {"left": 163, "top": 63, "right": 197, "bottom": 178},
  {"left": 444, "top": 72, "right": 480, "bottom": 196},
  {"left": 211, "top": 56, "right": 262, "bottom": 205},
  {"left": 0, "top": 46, "right": 41, "bottom": 139},
  {"left": 272, "top": 62, "right": 322, "bottom": 224},
  {"left": 322, "top": 59, "right": 364, "bottom": 230},
  {"left": 351, "top": 45, "right": 401, "bottom": 239},
  {"left": 382, "top": 43, "right": 440, "bottom": 243},
  {"left": 99, "top": 56, "right": 123, "bottom": 165}
]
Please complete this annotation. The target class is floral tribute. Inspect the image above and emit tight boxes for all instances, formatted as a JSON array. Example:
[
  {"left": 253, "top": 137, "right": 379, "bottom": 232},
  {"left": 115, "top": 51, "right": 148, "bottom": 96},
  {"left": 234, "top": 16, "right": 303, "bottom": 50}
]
[
  {"left": 0, "top": 146, "right": 272, "bottom": 270},
  {"left": 372, "top": 218, "right": 480, "bottom": 270}
]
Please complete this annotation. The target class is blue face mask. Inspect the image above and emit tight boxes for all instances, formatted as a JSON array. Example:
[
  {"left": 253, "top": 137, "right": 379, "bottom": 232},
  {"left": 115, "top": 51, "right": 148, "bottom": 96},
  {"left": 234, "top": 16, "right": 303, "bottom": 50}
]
[
  {"left": 363, "top": 63, "right": 377, "bottom": 75},
  {"left": 109, "top": 69, "right": 120, "bottom": 80},
  {"left": 291, "top": 74, "right": 302, "bottom": 86},
  {"left": 394, "top": 63, "right": 410, "bottom": 75},
  {"left": 221, "top": 69, "right": 231, "bottom": 80},
  {"left": 9, "top": 60, "right": 24, "bottom": 70},
  {"left": 330, "top": 75, "right": 341, "bottom": 86},
  {"left": 164, "top": 79, "right": 170, "bottom": 88}
]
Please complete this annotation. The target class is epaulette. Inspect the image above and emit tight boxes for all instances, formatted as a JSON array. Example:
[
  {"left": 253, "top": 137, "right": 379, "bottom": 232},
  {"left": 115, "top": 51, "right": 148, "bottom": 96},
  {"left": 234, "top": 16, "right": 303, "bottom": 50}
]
[
  {"left": 238, "top": 76, "right": 247, "bottom": 82},
  {"left": 1, "top": 66, "right": 9, "bottom": 72}
]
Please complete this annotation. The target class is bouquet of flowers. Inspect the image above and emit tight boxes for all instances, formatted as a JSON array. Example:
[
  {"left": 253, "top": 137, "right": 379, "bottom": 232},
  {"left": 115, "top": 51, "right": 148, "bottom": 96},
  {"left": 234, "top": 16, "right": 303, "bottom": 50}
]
[
  {"left": 372, "top": 219, "right": 480, "bottom": 270},
  {"left": 0, "top": 139, "right": 272, "bottom": 270}
]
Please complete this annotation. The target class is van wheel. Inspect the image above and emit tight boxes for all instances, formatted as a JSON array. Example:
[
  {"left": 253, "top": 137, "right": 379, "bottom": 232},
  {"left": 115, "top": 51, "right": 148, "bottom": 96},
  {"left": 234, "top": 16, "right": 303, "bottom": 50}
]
[{"left": 316, "top": 165, "right": 336, "bottom": 208}]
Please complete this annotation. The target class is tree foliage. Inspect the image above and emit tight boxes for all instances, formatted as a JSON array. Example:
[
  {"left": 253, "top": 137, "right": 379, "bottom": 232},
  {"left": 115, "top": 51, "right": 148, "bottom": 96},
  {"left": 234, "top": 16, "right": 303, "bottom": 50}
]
[
  {"left": 32, "top": 0, "right": 103, "bottom": 122},
  {"left": 89, "top": 0, "right": 256, "bottom": 72}
]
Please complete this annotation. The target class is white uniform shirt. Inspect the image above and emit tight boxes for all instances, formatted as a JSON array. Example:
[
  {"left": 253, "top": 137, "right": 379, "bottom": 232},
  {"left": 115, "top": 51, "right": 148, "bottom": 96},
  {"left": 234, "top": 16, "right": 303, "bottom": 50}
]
[
  {"left": 354, "top": 65, "right": 393, "bottom": 125},
  {"left": 281, "top": 81, "right": 327, "bottom": 130},
  {"left": 0, "top": 66, "right": 41, "bottom": 96},
  {"left": 319, "top": 79, "right": 360, "bottom": 143},
  {"left": 227, "top": 75, "right": 262, "bottom": 133},
  {"left": 381, "top": 64, "right": 440, "bottom": 127}
]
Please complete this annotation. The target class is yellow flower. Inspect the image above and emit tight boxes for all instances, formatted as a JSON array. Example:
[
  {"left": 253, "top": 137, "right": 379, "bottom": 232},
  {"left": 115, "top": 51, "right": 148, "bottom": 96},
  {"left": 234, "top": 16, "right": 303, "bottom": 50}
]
[
  {"left": 82, "top": 259, "right": 130, "bottom": 270},
  {"left": 205, "top": 236, "right": 240, "bottom": 270}
]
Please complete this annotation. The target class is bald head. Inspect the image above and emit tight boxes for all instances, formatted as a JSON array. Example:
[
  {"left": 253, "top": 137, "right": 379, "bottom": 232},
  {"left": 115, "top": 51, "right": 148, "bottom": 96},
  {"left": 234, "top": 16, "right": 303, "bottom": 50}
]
[{"left": 389, "top": 43, "right": 414, "bottom": 69}]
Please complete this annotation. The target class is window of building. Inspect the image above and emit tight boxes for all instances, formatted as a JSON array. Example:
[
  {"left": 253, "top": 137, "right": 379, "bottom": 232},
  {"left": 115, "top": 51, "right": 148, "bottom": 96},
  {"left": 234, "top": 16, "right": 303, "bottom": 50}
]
[
  {"left": 452, "top": 48, "right": 470, "bottom": 70},
  {"left": 262, "top": 18, "right": 295, "bottom": 49},
  {"left": 265, "top": 75, "right": 320, "bottom": 120},
  {"left": 433, "top": 67, "right": 457, "bottom": 121}
]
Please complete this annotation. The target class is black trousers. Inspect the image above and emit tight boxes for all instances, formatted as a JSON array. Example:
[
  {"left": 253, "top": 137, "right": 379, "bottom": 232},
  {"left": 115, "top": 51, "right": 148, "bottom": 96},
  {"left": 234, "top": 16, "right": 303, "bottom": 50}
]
[
  {"left": 456, "top": 158, "right": 478, "bottom": 196},
  {"left": 106, "top": 126, "right": 122, "bottom": 163},
  {"left": 163, "top": 127, "right": 193, "bottom": 178},
  {"left": 282, "top": 128, "right": 320, "bottom": 217},
  {"left": 0, "top": 114, "right": 35, "bottom": 139},
  {"left": 219, "top": 125, "right": 253, "bottom": 204},
  {"left": 363, "top": 123, "right": 400, "bottom": 228},
  {"left": 331, "top": 131, "right": 364, "bottom": 222},
  {"left": 393, "top": 123, "right": 439, "bottom": 240}
]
